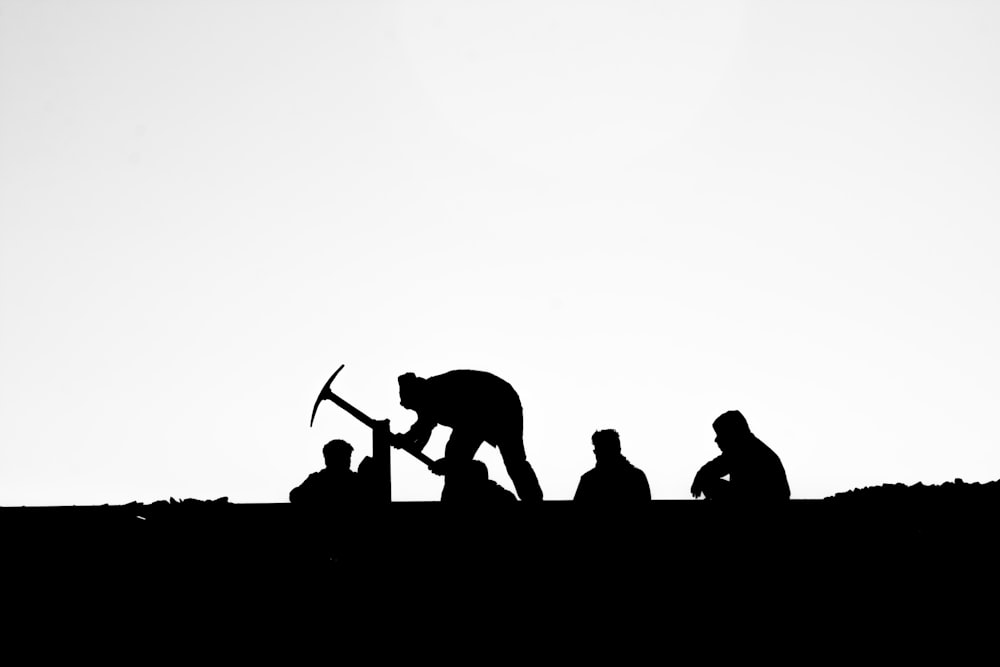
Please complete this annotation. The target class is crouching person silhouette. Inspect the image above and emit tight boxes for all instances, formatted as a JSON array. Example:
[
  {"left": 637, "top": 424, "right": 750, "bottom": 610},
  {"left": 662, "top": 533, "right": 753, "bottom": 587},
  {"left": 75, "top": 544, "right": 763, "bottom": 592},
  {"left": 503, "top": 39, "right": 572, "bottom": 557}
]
[
  {"left": 691, "top": 411, "right": 790, "bottom": 502},
  {"left": 394, "top": 370, "right": 544, "bottom": 502},
  {"left": 290, "top": 439, "right": 374, "bottom": 508},
  {"left": 574, "top": 429, "right": 651, "bottom": 504},
  {"left": 440, "top": 459, "right": 518, "bottom": 505},
  {"left": 289, "top": 439, "right": 377, "bottom": 574}
]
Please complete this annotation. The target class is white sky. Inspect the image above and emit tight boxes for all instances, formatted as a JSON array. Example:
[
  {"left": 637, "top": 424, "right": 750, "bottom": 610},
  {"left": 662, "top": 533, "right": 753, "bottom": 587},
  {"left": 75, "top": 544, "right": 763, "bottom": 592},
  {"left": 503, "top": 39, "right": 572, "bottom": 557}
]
[{"left": 2, "top": 1, "right": 998, "bottom": 506}]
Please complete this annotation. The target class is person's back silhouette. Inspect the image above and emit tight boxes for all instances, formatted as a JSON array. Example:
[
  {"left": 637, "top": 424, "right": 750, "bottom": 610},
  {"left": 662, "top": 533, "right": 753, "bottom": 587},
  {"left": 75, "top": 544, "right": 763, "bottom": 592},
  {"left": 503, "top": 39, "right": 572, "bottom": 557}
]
[
  {"left": 574, "top": 429, "right": 651, "bottom": 504},
  {"left": 440, "top": 459, "right": 518, "bottom": 505},
  {"left": 394, "top": 370, "right": 543, "bottom": 502},
  {"left": 691, "top": 411, "right": 790, "bottom": 501}
]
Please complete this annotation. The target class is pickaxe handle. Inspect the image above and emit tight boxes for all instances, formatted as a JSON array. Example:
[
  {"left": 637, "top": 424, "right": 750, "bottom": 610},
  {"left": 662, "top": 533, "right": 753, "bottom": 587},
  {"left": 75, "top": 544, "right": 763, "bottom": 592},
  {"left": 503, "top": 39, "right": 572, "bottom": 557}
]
[
  {"left": 325, "top": 391, "right": 379, "bottom": 430},
  {"left": 310, "top": 366, "right": 437, "bottom": 470},
  {"left": 325, "top": 393, "right": 437, "bottom": 470},
  {"left": 393, "top": 441, "right": 437, "bottom": 470}
]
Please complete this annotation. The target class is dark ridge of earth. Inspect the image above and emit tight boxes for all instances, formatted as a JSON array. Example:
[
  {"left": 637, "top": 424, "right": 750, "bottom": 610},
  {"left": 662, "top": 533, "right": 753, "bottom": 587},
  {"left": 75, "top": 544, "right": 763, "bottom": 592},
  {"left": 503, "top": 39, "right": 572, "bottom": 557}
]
[
  {"left": 3, "top": 486, "right": 995, "bottom": 652},
  {"left": 825, "top": 477, "right": 1000, "bottom": 502}
]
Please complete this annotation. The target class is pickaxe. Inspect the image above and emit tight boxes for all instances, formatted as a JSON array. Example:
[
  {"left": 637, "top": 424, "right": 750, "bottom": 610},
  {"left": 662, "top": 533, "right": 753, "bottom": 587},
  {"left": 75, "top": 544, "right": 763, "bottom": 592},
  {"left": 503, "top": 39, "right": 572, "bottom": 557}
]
[{"left": 310, "top": 365, "right": 436, "bottom": 470}]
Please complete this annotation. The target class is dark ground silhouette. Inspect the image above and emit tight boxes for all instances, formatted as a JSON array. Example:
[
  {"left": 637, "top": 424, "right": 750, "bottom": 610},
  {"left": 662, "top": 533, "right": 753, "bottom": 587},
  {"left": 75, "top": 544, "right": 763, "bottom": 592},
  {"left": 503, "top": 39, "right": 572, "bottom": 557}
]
[
  {"left": 828, "top": 477, "right": 1000, "bottom": 502},
  {"left": 2, "top": 484, "right": 995, "bottom": 655}
]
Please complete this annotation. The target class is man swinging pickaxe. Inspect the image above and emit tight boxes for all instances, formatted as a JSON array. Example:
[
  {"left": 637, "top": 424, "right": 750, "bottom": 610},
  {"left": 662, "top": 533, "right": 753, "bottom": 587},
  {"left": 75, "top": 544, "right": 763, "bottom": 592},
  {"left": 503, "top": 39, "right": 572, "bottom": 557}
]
[{"left": 310, "top": 365, "right": 437, "bottom": 473}]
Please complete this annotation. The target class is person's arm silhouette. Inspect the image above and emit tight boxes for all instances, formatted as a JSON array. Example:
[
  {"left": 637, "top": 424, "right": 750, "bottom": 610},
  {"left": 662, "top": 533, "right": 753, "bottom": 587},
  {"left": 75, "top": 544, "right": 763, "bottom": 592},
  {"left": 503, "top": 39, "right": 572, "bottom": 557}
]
[
  {"left": 637, "top": 469, "right": 652, "bottom": 501},
  {"left": 427, "top": 456, "right": 448, "bottom": 476},
  {"left": 395, "top": 416, "right": 436, "bottom": 453},
  {"left": 691, "top": 455, "right": 729, "bottom": 499},
  {"left": 289, "top": 472, "right": 321, "bottom": 504}
]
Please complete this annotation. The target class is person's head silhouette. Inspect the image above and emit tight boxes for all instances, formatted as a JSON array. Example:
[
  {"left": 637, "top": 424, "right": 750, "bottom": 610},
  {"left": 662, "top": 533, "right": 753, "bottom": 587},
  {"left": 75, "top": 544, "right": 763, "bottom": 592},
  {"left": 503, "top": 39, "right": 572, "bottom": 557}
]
[
  {"left": 712, "top": 411, "right": 751, "bottom": 453},
  {"left": 460, "top": 459, "right": 489, "bottom": 480},
  {"left": 447, "top": 459, "right": 489, "bottom": 490},
  {"left": 398, "top": 372, "right": 426, "bottom": 411},
  {"left": 591, "top": 429, "right": 621, "bottom": 465},
  {"left": 322, "top": 439, "right": 354, "bottom": 471}
]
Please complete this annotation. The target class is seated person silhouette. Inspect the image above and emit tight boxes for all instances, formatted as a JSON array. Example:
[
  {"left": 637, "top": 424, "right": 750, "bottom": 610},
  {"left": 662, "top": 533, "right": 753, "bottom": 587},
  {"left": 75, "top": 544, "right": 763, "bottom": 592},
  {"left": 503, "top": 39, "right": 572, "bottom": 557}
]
[
  {"left": 690, "top": 411, "right": 790, "bottom": 502},
  {"left": 574, "top": 429, "right": 651, "bottom": 503},
  {"left": 289, "top": 439, "right": 371, "bottom": 509},
  {"left": 440, "top": 459, "right": 518, "bottom": 505},
  {"left": 394, "top": 370, "right": 543, "bottom": 502}
]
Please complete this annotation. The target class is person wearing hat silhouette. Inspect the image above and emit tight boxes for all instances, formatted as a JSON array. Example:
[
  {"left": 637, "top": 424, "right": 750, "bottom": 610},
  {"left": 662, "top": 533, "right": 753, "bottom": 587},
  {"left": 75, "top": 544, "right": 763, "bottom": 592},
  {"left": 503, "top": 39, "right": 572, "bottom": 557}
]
[
  {"left": 290, "top": 439, "right": 372, "bottom": 507},
  {"left": 394, "top": 370, "right": 543, "bottom": 502},
  {"left": 691, "top": 411, "right": 790, "bottom": 502},
  {"left": 289, "top": 439, "right": 377, "bottom": 570},
  {"left": 574, "top": 429, "right": 651, "bottom": 504}
]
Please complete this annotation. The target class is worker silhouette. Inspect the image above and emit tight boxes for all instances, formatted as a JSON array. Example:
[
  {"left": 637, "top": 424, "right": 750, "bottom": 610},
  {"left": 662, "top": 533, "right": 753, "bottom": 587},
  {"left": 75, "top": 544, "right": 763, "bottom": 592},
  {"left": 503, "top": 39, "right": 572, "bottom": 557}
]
[
  {"left": 574, "top": 429, "right": 652, "bottom": 504},
  {"left": 691, "top": 411, "right": 790, "bottom": 502},
  {"left": 288, "top": 439, "right": 376, "bottom": 573},
  {"left": 440, "top": 459, "right": 518, "bottom": 505},
  {"left": 394, "top": 370, "right": 544, "bottom": 502},
  {"left": 289, "top": 439, "right": 372, "bottom": 508}
]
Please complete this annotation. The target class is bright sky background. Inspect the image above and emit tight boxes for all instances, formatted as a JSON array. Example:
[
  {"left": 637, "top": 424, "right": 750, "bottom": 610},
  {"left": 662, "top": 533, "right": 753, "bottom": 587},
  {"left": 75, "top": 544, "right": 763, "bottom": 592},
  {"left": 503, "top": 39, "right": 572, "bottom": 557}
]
[{"left": 2, "top": 1, "right": 998, "bottom": 506}]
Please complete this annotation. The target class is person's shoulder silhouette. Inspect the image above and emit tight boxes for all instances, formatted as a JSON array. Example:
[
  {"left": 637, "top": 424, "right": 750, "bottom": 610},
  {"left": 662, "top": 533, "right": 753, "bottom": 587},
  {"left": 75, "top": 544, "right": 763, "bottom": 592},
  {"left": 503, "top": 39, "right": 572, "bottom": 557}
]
[
  {"left": 574, "top": 429, "right": 651, "bottom": 504},
  {"left": 690, "top": 411, "right": 790, "bottom": 502}
]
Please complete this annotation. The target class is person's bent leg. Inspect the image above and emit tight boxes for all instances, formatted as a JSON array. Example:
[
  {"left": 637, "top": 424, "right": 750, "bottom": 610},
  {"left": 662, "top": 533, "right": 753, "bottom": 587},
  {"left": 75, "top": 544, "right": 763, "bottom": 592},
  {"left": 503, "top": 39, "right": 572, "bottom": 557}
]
[
  {"left": 702, "top": 477, "right": 731, "bottom": 501},
  {"left": 499, "top": 439, "right": 543, "bottom": 502},
  {"left": 444, "top": 430, "right": 484, "bottom": 460}
]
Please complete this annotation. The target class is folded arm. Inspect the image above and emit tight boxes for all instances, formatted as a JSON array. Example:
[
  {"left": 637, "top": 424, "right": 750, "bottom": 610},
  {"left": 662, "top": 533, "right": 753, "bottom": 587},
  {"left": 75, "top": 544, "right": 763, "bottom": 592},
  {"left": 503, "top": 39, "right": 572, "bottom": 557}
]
[{"left": 691, "top": 454, "right": 730, "bottom": 498}]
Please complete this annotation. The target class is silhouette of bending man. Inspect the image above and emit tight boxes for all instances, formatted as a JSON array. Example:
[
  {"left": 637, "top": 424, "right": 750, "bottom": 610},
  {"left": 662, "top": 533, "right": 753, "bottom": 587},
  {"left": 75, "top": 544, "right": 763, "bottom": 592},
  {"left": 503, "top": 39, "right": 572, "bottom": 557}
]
[
  {"left": 395, "top": 370, "right": 543, "bottom": 502},
  {"left": 574, "top": 429, "right": 651, "bottom": 503},
  {"left": 290, "top": 439, "right": 371, "bottom": 508},
  {"left": 691, "top": 411, "right": 790, "bottom": 502}
]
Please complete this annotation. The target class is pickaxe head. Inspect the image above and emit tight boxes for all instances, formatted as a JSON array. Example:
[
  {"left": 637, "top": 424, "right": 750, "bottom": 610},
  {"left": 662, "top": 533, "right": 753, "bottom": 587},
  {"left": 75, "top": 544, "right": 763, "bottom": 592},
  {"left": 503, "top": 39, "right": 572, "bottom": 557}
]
[{"left": 310, "top": 364, "right": 345, "bottom": 427}]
